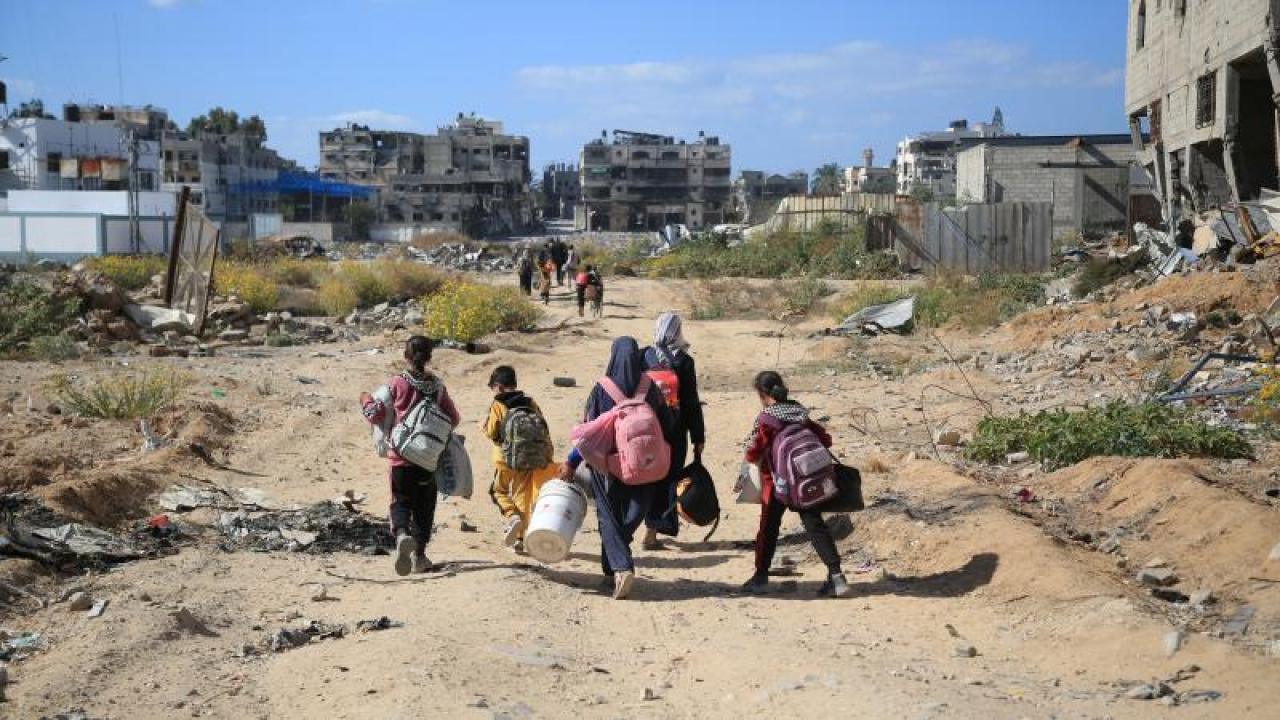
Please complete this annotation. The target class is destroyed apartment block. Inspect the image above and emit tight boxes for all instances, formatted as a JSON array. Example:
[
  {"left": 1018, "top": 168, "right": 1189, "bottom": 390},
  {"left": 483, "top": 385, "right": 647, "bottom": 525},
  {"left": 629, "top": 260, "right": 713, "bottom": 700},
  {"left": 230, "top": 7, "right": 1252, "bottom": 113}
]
[
  {"left": 1126, "top": 0, "right": 1280, "bottom": 216},
  {"left": 576, "top": 129, "right": 731, "bottom": 232},
  {"left": 318, "top": 113, "right": 534, "bottom": 237}
]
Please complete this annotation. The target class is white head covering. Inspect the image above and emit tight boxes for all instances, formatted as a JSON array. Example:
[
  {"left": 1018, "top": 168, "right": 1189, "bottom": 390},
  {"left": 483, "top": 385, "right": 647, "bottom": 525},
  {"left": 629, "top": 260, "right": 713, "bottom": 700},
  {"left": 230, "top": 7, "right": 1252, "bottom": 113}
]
[{"left": 654, "top": 311, "right": 690, "bottom": 361}]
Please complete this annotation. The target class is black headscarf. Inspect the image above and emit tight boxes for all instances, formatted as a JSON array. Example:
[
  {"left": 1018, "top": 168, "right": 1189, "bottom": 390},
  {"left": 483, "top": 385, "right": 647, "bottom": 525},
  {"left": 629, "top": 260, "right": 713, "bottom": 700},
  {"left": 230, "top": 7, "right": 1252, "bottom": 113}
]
[{"left": 585, "top": 336, "right": 645, "bottom": 420}]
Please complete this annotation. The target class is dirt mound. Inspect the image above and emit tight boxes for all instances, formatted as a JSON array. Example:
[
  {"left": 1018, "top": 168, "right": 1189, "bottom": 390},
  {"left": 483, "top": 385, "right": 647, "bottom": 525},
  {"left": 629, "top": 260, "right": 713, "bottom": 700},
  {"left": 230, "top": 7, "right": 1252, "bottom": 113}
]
[
  {"left": 1005, "top": 270, "right": 1278, "bottom": 350},
  {"left": 4, "top": 403, "right": 240, "bottom": 526}
]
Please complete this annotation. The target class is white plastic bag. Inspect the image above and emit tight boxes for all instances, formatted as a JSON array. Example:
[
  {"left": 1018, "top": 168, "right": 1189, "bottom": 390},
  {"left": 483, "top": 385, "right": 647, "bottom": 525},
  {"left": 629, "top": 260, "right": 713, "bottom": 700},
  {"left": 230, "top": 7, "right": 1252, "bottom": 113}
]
[{"left": 436, "top": 434, "right": 473, "bottom": 499}]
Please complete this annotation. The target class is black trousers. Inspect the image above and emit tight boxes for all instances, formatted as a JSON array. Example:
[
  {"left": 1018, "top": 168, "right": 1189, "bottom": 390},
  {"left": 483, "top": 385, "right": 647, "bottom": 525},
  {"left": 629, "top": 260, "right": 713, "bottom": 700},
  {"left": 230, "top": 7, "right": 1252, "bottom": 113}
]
[
  {"left": 755, "top": 494, "right": 841, "bottom": 576},
  {"left": 519, "top": 272, "right": 533, "bottom": 295},
  {"left": 390, "top": 464, "right": 437, "bottom": 546}
]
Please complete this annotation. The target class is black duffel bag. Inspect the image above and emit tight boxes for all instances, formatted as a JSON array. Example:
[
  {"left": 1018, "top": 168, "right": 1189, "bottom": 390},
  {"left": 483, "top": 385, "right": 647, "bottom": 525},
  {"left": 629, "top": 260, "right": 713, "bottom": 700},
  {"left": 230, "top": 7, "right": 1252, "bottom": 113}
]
[
  {"left": 670, "top": 459, "right": 721, "bottom": 541},
  {"left": 818, "top": 463, "right": 864, "bottom": 513}
]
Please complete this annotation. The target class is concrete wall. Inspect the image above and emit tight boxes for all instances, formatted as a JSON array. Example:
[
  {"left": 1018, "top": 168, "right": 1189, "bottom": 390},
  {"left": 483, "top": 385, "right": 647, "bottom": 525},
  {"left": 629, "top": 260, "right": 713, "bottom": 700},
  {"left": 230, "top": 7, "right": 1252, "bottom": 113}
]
[
  {"left": 749, "top": 193, "right": 898, "bottom": 237},
  {"left": 6, "top": 190, "right": 176, "bottom": 216},
  {"left": 956, "top": 141, "right": 1135, "bottom": 236},
  {"left": 0, "top": 211, "right": 175, "bottom": 261}
]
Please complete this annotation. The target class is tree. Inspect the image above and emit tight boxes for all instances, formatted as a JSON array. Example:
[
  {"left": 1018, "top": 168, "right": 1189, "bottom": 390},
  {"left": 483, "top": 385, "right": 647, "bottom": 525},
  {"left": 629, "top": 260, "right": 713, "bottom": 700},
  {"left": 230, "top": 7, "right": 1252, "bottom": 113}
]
[
  {"left": 346, "top": 202, "right": 375, "bottom": 240},
  {"left": 811, "top": 162, "right": 844, "bottom": 196},
  {"left": 8, "top": 99, "right": 54, "bottom": 119},
  {"left": 908, "top": 183, "right": 935, "bottom": 203},
  {"left": 185, "top": 107, "right": 267, "bottom": 143}
]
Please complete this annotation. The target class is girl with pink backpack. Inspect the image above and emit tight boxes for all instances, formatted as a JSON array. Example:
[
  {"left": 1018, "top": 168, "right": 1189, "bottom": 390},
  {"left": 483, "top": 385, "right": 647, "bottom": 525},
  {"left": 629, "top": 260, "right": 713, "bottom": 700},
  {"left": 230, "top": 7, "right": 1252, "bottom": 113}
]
[
  {"left": 559, "top": 337, "right": 676, "bottom": 599},
  {"left": 738, "top": 371, "right": 851, "bottom": 598}
]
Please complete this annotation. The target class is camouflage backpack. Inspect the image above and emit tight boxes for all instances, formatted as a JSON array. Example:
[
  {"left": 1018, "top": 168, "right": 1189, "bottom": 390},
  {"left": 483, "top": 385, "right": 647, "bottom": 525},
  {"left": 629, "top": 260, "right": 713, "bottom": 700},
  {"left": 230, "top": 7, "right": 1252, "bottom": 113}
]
[{"left": 502, "top": 404, "right": 553, "bottom": 471}]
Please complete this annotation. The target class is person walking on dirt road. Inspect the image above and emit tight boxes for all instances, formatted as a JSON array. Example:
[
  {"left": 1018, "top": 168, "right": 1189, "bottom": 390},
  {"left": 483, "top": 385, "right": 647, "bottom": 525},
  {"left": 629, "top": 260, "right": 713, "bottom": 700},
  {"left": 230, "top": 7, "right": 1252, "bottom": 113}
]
[
  {"left": 560, "top": 337, "right": 676, "bottom": 599},
  {"left": 739, "top": 371, "right": 851, "bottom": 598},
  {"left": 360, "top": 335, "right": 461, "bottom": 576},
  {"left": 640, "top": 312, "right": 706, "bottom": 550}
]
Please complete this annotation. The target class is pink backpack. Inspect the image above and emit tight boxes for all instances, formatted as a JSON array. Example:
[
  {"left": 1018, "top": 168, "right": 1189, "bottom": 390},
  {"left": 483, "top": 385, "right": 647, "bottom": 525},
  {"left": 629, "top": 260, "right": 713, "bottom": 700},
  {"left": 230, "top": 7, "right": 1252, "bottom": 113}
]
[
  {"left": 600, "top": 376, "right": 670, "bottom": 485},
  {"left": 770, "top": 422, "right": 838, "bottom": 509}
]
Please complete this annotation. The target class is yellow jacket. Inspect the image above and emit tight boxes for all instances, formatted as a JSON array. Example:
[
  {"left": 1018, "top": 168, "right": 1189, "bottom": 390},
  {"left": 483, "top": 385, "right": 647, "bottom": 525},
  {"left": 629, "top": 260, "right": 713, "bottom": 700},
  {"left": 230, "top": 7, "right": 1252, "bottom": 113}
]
[{"left": 482, "top": 393, "right": 560, "bottom": 522}]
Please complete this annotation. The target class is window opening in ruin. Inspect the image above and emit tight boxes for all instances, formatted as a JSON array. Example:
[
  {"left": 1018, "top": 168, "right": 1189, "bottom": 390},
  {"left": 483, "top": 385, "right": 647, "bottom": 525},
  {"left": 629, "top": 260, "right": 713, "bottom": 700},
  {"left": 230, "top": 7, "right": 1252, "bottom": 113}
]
[
  {"left": 0, "top": 150, "right": 9, "bottom": 170},
  {"left": 1195, "top": 72, "right": 1216, "bottom": 128},
  {"left": 46, "top": 152, "right": 61, "bottom": 173},
  {"left": 1136, "top": 1, "right": 1146, "bottom": 50}
]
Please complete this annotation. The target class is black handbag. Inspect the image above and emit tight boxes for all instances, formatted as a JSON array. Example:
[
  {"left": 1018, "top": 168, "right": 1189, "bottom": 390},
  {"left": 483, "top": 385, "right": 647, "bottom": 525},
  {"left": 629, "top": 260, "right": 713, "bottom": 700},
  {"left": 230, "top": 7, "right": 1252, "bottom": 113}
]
[{"left": 819, "top": 463, "right": 864, "bottom": 513}]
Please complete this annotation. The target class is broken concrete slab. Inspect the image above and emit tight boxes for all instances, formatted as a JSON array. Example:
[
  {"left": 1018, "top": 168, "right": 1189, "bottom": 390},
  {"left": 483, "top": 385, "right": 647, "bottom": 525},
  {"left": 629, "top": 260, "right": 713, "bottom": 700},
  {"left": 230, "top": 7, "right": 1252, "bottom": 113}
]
[{"left": 123, "top": 303, "right": 196, "bottom": 334}]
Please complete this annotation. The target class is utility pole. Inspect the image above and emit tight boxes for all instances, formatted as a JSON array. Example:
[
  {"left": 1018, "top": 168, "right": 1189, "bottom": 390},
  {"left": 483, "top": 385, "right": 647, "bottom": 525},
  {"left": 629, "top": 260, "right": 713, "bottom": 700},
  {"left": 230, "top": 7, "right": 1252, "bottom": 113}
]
[{"left": 126, "top": 128, "right": 141, "bottom": 253}]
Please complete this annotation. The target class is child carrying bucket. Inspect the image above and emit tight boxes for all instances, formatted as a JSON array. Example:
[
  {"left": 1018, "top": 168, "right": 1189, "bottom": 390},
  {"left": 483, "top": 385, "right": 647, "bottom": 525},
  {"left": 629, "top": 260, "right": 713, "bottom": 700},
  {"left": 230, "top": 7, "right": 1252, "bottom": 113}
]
[{"left": 482, "top": 365, "right": 559, "bottom": 554}]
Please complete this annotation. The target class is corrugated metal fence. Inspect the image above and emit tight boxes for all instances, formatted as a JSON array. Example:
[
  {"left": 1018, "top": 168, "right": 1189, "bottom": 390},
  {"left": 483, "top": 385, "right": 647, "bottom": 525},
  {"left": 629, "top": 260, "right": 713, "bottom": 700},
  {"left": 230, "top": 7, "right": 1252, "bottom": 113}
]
[{"left": 868, "top": 200, "right": 1053, "bottom": 273}]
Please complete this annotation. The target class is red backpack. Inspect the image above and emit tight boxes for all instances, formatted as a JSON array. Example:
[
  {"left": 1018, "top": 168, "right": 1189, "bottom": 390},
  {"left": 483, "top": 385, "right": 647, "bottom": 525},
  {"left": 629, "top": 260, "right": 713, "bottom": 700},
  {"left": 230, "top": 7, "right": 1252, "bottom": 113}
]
[
  {"left": 599, "top": 376, "right": 670, "bottom": 485},
  {"left": 645, "top": 368, "right": 680, "bottom": 409},
  {"left": 769, "top": 422, "right": 837, "bottom": 509}
]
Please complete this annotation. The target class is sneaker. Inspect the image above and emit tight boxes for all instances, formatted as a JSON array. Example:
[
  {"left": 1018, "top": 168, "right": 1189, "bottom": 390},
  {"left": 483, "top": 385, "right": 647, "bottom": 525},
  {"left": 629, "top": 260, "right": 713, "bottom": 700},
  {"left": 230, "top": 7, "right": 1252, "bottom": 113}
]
[
  {"left": 502, "top": 515, "right": 524, "bottom": 548},
  {"left": 741, "top": 573, "right": 769, "bottom": 594},
  {"left": 613, "top": 570, "right": 636, "bottom": 600},
  {"left": 411, "top": 552, "right": 432, "bottom": 574},
  {"left": 511, "top": 540, "right": 526, "bottom": 556},
  {"left": 819, "top": 572, "right": 852, "bottom": 598},
  {"left": 393, "top": 535, "right": 417, "bottom": 577}
]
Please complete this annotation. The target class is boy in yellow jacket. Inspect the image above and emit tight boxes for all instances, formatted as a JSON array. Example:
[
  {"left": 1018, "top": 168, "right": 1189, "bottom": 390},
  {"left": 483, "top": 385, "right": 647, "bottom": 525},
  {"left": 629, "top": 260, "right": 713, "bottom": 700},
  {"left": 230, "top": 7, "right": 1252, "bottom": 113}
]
[{"left": 483, "top": 365, "right": 560, "bottom": 552}]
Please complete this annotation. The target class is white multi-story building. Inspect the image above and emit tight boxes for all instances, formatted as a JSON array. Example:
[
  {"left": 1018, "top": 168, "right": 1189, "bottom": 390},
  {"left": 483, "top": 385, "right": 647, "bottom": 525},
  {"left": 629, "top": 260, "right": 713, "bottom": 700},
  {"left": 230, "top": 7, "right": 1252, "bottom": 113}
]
[
  {"left": 0, "top": 116, "right": 160, "bottom": 193},
  {"left": 895, "top": 109, "right": 1009, "bottom": 198},
  {"left": 844, "top": 148, "right": 896, "bottom": 194}
]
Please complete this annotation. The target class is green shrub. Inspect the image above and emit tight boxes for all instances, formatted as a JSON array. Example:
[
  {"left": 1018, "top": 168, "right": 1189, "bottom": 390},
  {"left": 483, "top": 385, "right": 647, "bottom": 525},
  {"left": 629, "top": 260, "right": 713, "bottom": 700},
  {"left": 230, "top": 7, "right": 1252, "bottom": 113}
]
[
  {"left": 647, "top": 226, "right": 899, "bottom": 280},
  {"left": 777, "top": 276, "right": 834, "bottom": 316},
  {"left": 964, "top": 401, "right": 1253, "bottom": 470},
  {"left": 423, "top": 280, "right": 542, "bottom": 342},
  {"left": 26, "top": 334, "right": 81, "bottom": 361},
  {"left": 0, "top": 281, "right": 82, "bottom": 354},
  {"left": 213, "top": 262, "right": 279, "bottom": 313},
  {"left": 49, "top": 369, "right": 187, "bottom": 419},
  {"left": 81, "top": 255, "right": 167, "bottom": 291}
]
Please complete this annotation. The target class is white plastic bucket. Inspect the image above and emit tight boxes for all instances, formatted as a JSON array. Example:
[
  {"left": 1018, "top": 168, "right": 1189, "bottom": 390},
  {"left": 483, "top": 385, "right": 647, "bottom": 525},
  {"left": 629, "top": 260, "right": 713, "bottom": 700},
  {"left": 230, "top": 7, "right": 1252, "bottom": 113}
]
[
  {"left": 735, "top": 462, "right": 762, "bottom": 504},
  {"left": 525, "top": 479, "right": 588, "bottom": 564}
]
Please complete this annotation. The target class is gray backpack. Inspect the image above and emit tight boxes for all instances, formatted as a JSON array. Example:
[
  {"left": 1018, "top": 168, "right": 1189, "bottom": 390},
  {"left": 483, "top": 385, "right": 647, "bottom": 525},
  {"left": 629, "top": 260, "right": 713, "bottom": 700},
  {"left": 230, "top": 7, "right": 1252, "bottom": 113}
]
[
  {"left": 390, "top": 391, "right": 453, "bottom": 471},
  {"left": 501, "top": 404, "right": 553, "bottom": 471}
]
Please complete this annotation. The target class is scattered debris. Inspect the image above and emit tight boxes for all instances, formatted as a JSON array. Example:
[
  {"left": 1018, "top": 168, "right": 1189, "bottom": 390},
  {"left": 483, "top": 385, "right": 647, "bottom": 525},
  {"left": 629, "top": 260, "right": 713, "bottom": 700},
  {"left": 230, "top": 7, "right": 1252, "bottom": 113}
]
[
  {"left": 170, "top": 608, "right": 219, "bottom": 638},
  {"left": 267, "top": 620, "right": 346, "bottom": 653},
  {"left": 1137, "top": 567, "right": 1178, "bottom": 587},
  {"left": 355, "top": 617, "right": 402, "bottom": 633},
  {"left": 87, "top": 599, "right": 108, "bottom": 618},
  {"left": 952, "top": 641, "right": 978, "bottom": 658},
  {"left": 217, "top": 501, "right": 394, "bottom": 554},
  {"left": 835, "top": 297, "right": 915, "bottom": 335},
  {"left": 66, "top": 591, "right": 93, "bottom": 612},
  {"left": 0, "top": 630, "right": 44, "bottom": 660},
  {"left": 552, "top": 377, "right": 577, "bottom": 388}
]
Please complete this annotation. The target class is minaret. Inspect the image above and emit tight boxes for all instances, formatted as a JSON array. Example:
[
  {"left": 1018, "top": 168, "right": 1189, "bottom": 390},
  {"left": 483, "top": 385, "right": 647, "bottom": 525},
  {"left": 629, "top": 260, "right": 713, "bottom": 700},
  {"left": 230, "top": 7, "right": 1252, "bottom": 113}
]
[
  {"left": 862, "top": 147, "right": 874, "bottom": 169},
  {"left": 992, "top": 107, "right": 1005, "bottom": 132}
]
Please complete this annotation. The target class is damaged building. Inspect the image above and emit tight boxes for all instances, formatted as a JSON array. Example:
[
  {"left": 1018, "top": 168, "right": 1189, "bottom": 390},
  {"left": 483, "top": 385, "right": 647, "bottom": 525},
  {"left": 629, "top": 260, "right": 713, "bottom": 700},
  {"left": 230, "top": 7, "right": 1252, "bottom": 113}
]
[
  {"left": 161, "top": 127, "right": 284, "bottom": 223},
  {"left": 540, "top": 162, "right": 579, "bottom": 220},
  {"left": 318, "top": 114, "right": 533, "bottom": 236},
  {"left": 577, "top": 130, "right": 731, "bottom": 231},
  {"left": 733, "top": 170, "right": 808, "bottom": 224},
  {"left": 1126, "top": 0, "right": 1279, "bottom": 214},
  {"left": 895, "top": 109, "right": 1009, "bottom": 198}
]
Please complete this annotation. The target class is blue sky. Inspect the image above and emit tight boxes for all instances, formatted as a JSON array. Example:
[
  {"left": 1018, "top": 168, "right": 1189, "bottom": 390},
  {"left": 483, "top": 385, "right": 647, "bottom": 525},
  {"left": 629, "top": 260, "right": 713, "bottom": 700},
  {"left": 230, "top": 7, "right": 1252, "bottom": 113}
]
[{"left": 1, "top": 0, "right": 1129, "bottom": 175}]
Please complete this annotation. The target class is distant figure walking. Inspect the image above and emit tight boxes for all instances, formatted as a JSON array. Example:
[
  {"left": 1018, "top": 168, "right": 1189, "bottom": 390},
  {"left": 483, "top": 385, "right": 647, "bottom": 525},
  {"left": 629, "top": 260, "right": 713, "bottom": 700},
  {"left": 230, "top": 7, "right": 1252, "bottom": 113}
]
[
  {"left": 575, "top": 264, "right": 604, "bottom": 318},
  {"left": 517, "top": 250, "right": 534, "bottom": 296},
  {"left": 551, "top": 239, "right": 569, "bottom": 286}
]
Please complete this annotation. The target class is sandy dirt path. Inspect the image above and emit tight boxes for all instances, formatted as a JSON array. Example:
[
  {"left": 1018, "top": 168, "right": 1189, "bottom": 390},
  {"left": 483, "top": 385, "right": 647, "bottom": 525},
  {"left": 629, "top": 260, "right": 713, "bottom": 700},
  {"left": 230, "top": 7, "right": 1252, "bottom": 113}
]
[{"left": 4, "top": 276, "right": 1277, "bottom": 719}]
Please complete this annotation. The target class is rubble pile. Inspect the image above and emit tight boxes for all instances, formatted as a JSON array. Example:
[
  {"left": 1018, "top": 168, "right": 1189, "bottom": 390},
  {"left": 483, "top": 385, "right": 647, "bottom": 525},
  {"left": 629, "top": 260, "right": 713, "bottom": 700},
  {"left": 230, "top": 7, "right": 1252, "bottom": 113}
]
[
  {"left": 338, "top": 299, "right": 425, "bottom": 330},
  {"left": 0, "top": 494, "right": 190, "bottom": 570},
  {"left": 216, "top": 500, "right": 395, "bottom": 555},
  {"left": 407, "top": 242, "right": 516, "bottom": 272}
]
